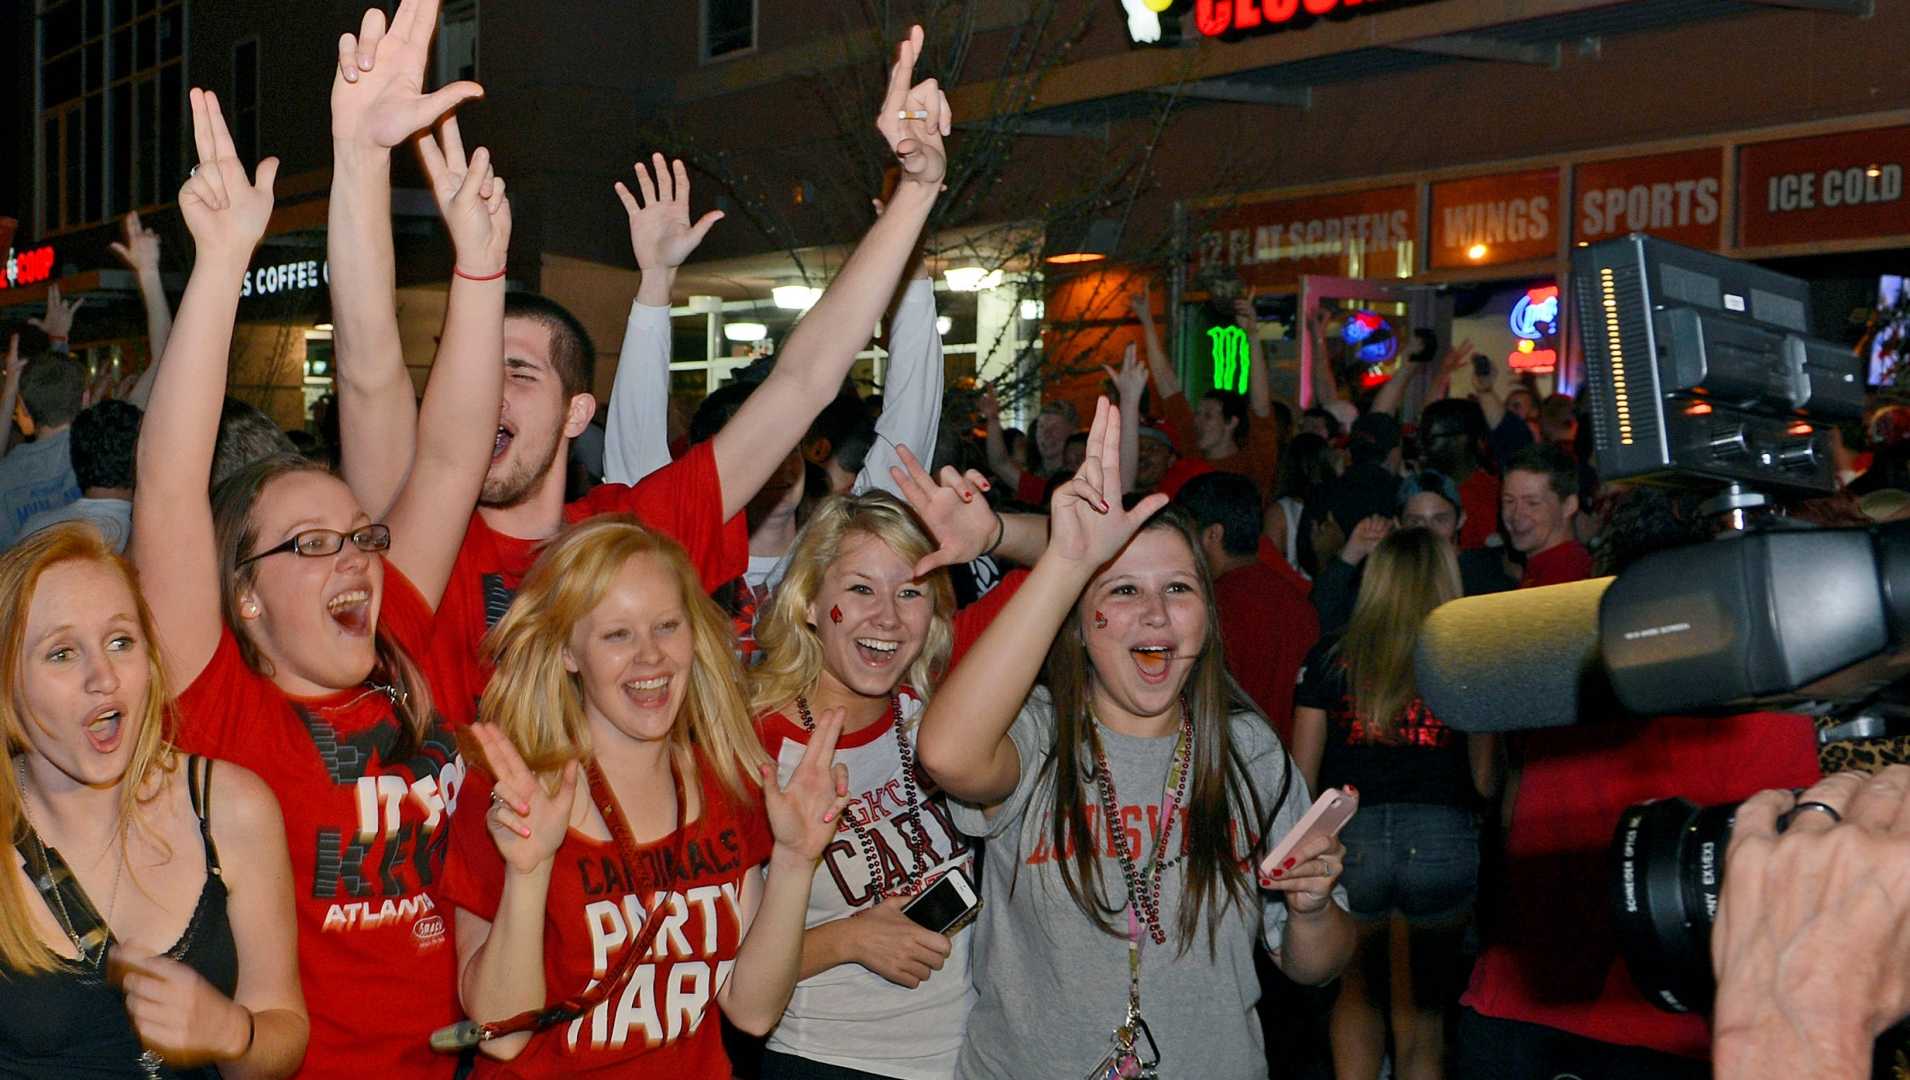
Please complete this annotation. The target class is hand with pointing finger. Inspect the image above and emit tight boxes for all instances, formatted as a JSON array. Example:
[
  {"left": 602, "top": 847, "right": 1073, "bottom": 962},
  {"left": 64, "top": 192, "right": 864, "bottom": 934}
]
[
  {"left": 415, "top": 115, "right": 511, "bottom": 276},
  {"left": 874, "top": 25, "right": 951, "bottom": 192},
  {"left": 890, "top": 443, "right": 997, "bottom": 576},
  {"left": 179, "top": 89, "right": 278, "bottom": 265},
  {"left": 28, "top": 283, "right": 83, "bottom": 343},
  {"left": 332, "top": 0, "right": 483, "bottom": 149}
]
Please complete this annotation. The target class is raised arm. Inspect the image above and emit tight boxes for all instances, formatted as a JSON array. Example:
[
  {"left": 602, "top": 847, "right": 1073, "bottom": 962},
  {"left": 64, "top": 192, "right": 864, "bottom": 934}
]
[
  {"left": 604, "top": 154, "right": 722, "bottom": 484},
  {"left": 889, "top": 444, "right": 1047, "bottom": 575},
  {"left": 328, "top": 0, "right": 483, "bottom": 519},
  {"left": 1131, "top": 285, "right": 1183, "bottom": 401},
  {"left": 711, "top": 26, "right": 948, "bottom": 520},
  {"left": 854, "top": 240, "right": 943, "bottom": 497},
  {"left": 1235, "top": 297, "right": 1272, "bottom": 419},
  {"left": 977, "top": 386, "right": 1027, "bottom": 490},
  {"left": 131, "top": 90, "right": 277, "bottom": 690},
  {"left": 381, "top": 116, "right": 509, "bottom": 607},
  {"left": 916, "top": 399, "right": 1167, "bottom": 804},
  {"left": 108, "top": 212, "right": 174, "bottom": 408},
  {"left": 1105, "top": 343, "right": 1145, "bottom": 492}
]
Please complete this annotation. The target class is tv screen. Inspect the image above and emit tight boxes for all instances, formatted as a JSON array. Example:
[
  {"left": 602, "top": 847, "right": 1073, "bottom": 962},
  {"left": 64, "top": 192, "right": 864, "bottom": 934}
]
[{"left": 1868, "top": 274, "right": 1907, "bottom": 387}]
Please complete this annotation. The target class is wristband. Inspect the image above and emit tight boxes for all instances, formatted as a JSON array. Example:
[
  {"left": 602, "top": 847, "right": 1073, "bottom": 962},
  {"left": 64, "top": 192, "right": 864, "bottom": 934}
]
[
  {"left": 982, "top": 510, "right": 1006, "bottom": 558},
  {"left": 453, "top": 266, "right": 507, "bottom": 282}
]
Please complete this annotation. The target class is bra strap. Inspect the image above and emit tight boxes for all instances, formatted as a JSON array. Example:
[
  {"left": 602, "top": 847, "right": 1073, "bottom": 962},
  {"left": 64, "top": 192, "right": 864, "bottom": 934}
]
[{"left": 186, "top": 755, "right": 222, "bottom": 875}]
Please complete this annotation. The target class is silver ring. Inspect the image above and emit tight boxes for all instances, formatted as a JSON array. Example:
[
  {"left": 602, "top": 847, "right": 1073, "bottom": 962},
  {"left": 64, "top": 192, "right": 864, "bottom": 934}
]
[
  {"left": 1778, "top": 800, "right": 1842, "bottom": 832},
  {"left": 188, "top": 164, "right": 198, "bottom": 177},
  {"left": 489, "top": 789, "right": 508, "bottom": 807}
]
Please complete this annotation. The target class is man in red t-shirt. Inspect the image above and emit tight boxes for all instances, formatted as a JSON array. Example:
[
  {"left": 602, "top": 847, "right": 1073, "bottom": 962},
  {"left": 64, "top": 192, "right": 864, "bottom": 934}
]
[
  {"left": 1177, "top": 472, "right": 1320, "bottom": 744},
  {"left": 1503, "top": 443, "right": 1593, "bottom": 588},
  {"left": 341, "top": 160, "right": 951, "bottom": 728},
  {"left": 1418, "top": 398, "right": 1501, "bottom": 551}
]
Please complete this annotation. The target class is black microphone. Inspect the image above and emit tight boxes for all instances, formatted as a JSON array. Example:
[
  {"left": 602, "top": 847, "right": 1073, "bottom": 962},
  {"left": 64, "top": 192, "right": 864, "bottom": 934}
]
[{"left": 1414, "top": 577, "right": 1621, "bottom": 732}]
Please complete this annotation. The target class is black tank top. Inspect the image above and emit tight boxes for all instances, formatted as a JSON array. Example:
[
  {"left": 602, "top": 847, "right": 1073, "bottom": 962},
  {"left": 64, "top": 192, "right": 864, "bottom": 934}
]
[{"left": 0, "top": 755, "right": 240, "bottom": 1078}]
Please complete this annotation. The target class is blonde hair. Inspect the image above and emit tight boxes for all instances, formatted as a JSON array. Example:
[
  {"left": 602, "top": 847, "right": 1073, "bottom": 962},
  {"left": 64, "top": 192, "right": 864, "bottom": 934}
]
[
  {"left": 478, "top": 515, "right": 764, "bottom": 798},
  {"left": 748, "top": 492, "right": 956, "bottom": 720},
  {"left": 1340, "top": 529, "right": 1462, "bottom": 739},
  {"left": 0, "top": 524, "right": 177, "bottom": 975}
]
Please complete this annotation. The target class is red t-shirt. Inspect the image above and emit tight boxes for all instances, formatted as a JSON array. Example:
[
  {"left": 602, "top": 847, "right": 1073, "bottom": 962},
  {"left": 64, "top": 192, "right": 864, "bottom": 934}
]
[
  {"left": 1457, "top": 469, "right": 1500, "bottom": 551},
  {"left": 1213, "top": 560, "right": 1319, "bottom": 745},
  {"left": 1154, "top": 455, "right": 1216, "bottom": 500},
  {"left": 173, "top": 566, "right": 468, "bottom": 1078},
  {"left": 1520, "top": 540, "right": 1594, "bottom": 588},
  {"left": 435, "top": 760, "right": 774, "bottom": 1078},
  {"left": 432, "top": 441, "right": 748, "bottom": 727},
  {"left": 1255, "top": 535, "right": 1313, "bottom": 598},
  {"left": 1462, "top": 713, "right": 1821, "bottom": 1055}
]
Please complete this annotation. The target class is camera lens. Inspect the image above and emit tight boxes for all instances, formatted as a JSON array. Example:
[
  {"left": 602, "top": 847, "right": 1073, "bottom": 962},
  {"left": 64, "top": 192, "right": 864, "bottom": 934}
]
[{"left": 1608, "top": 797, "right": 1739, "bottom": 1014}]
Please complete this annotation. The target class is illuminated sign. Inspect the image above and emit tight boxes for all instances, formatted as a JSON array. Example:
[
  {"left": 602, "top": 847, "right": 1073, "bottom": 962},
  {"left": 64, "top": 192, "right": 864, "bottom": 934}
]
[
  {"left": 1208, "top": 324, "right": 1251, "bottom": 393},
  {"left": 1124, "top": 0, "right": 1438, "bottom": 43},
  {"left": 1508, "top": 338, "right": 1557, "bottom": 373},
  {"left": 1509, "top": 286, "right": 1560, "bottom": 340},
  {"left": 241, "top": 258, "right": 330, "bottom": 299},
  {"left": 1192, "top": 186, "right": 1417, "bottom": 291},
  {"left": 1738, "top": 126, "right": 1910, "bottom": 249},
  {"left": 1341, "top": 310, "right": 1397, "bottom": 365},
  {"left": 2, "top": 245, "right": 56, "bottom": 289},
  {"left": 1574, "top": 150, "right": 1724, "bottom": 250}
]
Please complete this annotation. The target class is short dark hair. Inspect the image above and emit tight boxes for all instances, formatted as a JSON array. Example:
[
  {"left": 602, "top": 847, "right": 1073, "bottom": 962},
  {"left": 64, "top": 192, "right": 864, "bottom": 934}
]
[
  {"left": 212, "top": 397, "right": 299, "bottom": 490},
  {"left": 688, "top": 381, "right": 754, "bottom": 446},
  {"left": 19, "top": 355, "right": 84, "bottom": 428},
  {"left": 1063, "top": 431, "right": 1089, "bottom": 453},
  {"left": 504, "top": 292, "right": 595, "bottom": 400},
  {"left": 1175, "top": 471, "right": 1262, "bottom": 557},
  {"left": 1201, "top": 389, "right": 1251, "bottom": 448},
  {"left": 69, "top": 400, "right": 142, "bottom": 491},
  {"left": 1506, "top": 442, "right": 1577, "bottom": 501},
  {"left": 1302, "top": 404, "right": 1341, "bottom": 438}
]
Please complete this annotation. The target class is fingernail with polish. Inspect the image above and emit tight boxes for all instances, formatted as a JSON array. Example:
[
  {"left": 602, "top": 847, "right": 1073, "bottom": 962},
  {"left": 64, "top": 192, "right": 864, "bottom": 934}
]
[
  {"left": 1282, "top": 857, "right": 1296, "bottom": 870},
  {"left": 1271, "top": 867, "right": 1284, "bottom": 878},
  {"left": 960, "top": 491, "right": 973, "bottom": 503}
]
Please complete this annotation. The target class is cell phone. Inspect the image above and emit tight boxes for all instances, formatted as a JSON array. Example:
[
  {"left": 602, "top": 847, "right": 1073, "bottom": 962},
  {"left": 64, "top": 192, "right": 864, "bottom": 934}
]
[
  {"left": 1260, "top": 787, "right": 1359, "bottom": 877},
  {"left": 902, "top": 867, "right": 981, "bottom": 936},
  {"left": 1472, "top": 354, "right": 1494, "bottom": 380}
]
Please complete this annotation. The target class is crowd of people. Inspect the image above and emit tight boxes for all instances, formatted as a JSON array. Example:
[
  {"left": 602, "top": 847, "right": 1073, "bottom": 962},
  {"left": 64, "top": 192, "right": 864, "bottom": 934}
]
[{"left": 1, "top": 3, "right": 1909, "bottom": 1078}]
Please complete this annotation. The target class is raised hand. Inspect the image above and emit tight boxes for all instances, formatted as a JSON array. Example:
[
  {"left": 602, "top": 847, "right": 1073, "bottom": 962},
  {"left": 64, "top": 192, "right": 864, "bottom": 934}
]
[
  {"left": 28, "top": 283, "right": 83, "bottom": 342},
  {"left": 179, "top": 89, "right": 278, "bottom": 264},
  {"left": 1129, "top": 285, "right": 1153, "bottom": 325},
  {"left": 874, "top": 25, "right": 950, "bottom": 191},
  {"left": 760, "top": 706, "right": 851, "bottom": 863},
  {"left": 1104, "top": 342, "right": 1146, "bottom": 405},
  {"left": 1047, "top": 397, "right": 1169, "bottom": 569},
  {"left": 471, "top": 723, "right": 580, "bottom": 876},
  {"left": 977, "top": 385, "right": 1001, "bottom": 425},
  {"left": 4, "top": 335, "right": 22, "bottom": 383},
  {"left": 615, "top": 154, "right": 724, "bottom": 272},
  {"left": 850, "top": 896, "right": 953, "bottom": 989},
  {"left": 109, "top": 211, "right": 162, "bottom": 275},
  {"left": 1340, "top": 514, "right": 1394, "bottom": 566},
  {"left": 332, "top": 0, "right": 482, "bottom": 148},
  {"left": 415, "top": 115, "right": 511, "bottom": 276},
  {"left": 112, "top": 951, "right": 251, "bottom": 1066},
  {"left": 890, "top": 443, "right": 996, "bottom": 577}
]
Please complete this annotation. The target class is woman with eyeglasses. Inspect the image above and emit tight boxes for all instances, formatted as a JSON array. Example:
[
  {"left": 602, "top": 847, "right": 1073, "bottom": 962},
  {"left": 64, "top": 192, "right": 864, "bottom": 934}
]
[
  {"left": 0, "top": 524, "right": 308, "bottom": 1078},
  {"left": 132, "top": 82, "right": 507, "bottom": 1075}
]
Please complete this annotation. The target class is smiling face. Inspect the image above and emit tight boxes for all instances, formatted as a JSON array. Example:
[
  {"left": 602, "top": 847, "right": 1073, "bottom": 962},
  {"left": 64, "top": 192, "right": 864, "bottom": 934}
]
[
  {"left": 808, "top": 531, "right": 935, "bottom": 701},
  {"left": 486, "top": 317, "right": 588, "bottom": 509},
  {"left": 1079, "top": 527, "right": 1209, "bottom": 725},
  {"left": 236, "top": 470, "right": 384, "bottom": 697},
  {"left": 565, "top": 553, "right": 695, "bottom": 749},
  {"left": 17, "top": 559, "right": 152, "bottom": 790},
  {"left": 1034, "top": 410, "right": 1072, "bottom": 465},
  {"left": 1136, "top": 437, "right": 1175, "bottom": 490},
  {"left": 1193, "top": 398, "right": 1237, "bottom": 458},
  {"left": 1501, "top": 468, "right": 1576, "bottom": 556}
]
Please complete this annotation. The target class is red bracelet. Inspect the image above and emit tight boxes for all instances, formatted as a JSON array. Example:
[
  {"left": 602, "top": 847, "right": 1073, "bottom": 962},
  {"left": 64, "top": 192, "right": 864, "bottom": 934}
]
[{"left": 453, "top": 266, "right": 506, "bottom": 282}]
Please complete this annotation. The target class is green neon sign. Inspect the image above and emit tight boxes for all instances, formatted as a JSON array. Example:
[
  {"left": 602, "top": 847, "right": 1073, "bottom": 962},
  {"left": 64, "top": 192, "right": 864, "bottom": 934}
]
[{"left": 1208, "top": 324, "right": 1250, "bottom": 394}]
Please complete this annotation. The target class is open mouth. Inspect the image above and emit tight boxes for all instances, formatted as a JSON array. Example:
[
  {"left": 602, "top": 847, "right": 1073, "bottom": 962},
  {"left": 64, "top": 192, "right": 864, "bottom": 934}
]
[
  {"left": 493, "top": 425, "right": 514, "bottom": 462},
  {"left": 854, "top": 637, "right": 901, "bottom": 667},
  {"left": 83, "top": 707, "right": 124, "bottom": 754},
  {"left": 1130, "top": 645, "right": 1173, "bottom": 681},
  {"left": 623, "top": 674, "right": 671, "bottom": 709},
  {"left": 326, "top": 589, "right": 372, "bottom": 636}
]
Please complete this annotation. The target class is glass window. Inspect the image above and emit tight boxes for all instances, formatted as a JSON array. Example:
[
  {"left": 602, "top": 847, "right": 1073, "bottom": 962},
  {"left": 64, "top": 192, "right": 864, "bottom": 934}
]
[
  {"left": 110, "top": 24, "right": 131, "bottom": 80},
  {"left": 110, "top": 81, "right": 132, "bottom": 216},
  {"left": 42, "top": 0, "right": 186, "bottom": 229},
  {"left": 702, "top": 0, "right": 754, "bottom": 61},
  {"left": 438, "top": 0, "right": 477, "bottom": 83},
  {"left": 232, "top": 39, "right": 259, "bottom": 165},
  {"left": 135, "top": 75, "right": 156, "bottom": 207},
  {"left": 42, "top": 115, "right": 61, "bottom": 233},
  {"left": 135, "top": 13, "right": 154, "bottom": 68},
  {"left": 43, "top": 2, "right": 82, "bottom": 56},
  {"left": 158, "top": 5, "right": 182, "bottom": 62},
  {"left": 43, "top": 52, "right": 82, "bottom": 105},
  {"left": 158, "top": 62, "right": 182, "bottom": 201},
  {"left": 83, "top": 94, "right": 103, "bottom": 223}
]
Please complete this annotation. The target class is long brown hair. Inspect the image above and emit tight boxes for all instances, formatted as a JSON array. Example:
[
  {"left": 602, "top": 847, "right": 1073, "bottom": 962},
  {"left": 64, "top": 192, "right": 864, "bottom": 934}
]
[
  {"left": 0, "top": 524, "right": 178, "bottom": 975},
  {"left": 479, "top": 515, "right": 763, "bottom": 798},
  {"left": 748, "top": 492, "right": 956, "bottom": 719},
  {"left": 211, "top": 453, "right": 434, "bottom": 762},
  {"left": 1339, "top": 528, "right": 1461, "bottom": 738},
  {"left": 1036, "top": 506, "right": 1292, "bottom": 956}
]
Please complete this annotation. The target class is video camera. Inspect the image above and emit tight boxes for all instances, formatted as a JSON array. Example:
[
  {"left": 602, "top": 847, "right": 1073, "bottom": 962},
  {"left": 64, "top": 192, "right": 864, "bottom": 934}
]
[{"left": 1418, "top": 235, "right": 1888, "bottom": 1013}]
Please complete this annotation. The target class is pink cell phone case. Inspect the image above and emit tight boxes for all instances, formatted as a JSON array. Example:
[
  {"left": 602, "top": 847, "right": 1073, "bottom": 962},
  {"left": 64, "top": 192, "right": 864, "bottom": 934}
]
[{"left": 1260, "top": 787, "right": 1359, "bottom": 876}]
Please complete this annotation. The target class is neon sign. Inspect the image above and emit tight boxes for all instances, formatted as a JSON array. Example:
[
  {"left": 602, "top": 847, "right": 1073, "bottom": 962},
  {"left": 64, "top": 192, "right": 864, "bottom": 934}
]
[
  {"left": 1121, "top": 0, "right": 1170, "bottom": 42},
  {"left": 1208, "top": 324, "right": 1251, "bottom": 393},
  {"left": 1509, "top": 285, "right": 1560, "bottom": 340},
  {"left": 1123, "top": 0, "right": 1436, "bottom": 43},
  {"left": 2, "top": 245, "right": 56, "bottom": 289},
  {"left": 1341, "top": 310, "right": 1397, "bottom": 365}
]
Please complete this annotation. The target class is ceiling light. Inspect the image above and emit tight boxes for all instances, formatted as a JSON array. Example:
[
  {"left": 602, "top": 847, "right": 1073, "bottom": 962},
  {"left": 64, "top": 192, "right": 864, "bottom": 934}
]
[
  {"left": 313, "top": 322, "right": 334, "bottom": 332},
  {"left": 772, "top": 285, "right": 822, "bottom": 310},
  {"left": 722, "top": 322, "right": 768, "bottom": 343},
  {"left": 1020, "top": 299, "right": 1045, "bottom": 321},
  {"left": 1466, "top": 244, "right": 1489, "bottom": 261},
  {"left": 936, "top": 315, "right": 953, "bottom": 335},
  {"left": 944, "top": 266, "right": 1004, "bottom": 292}
]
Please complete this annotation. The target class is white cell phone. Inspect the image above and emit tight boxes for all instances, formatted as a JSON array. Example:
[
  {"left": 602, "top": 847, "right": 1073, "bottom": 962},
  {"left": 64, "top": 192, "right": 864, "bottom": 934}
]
[
  {"left": 902, "top": 867, "right": 981, "bottom": 935},
  {"left": 1261, "top": 786, "right": 1359, "bottom": 877}
]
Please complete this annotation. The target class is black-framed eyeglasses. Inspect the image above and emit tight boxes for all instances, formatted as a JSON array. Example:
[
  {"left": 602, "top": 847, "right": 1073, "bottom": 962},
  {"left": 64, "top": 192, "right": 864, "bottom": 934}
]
[{"left": 238, "top": 524, "right": 391, "bottom": 567}]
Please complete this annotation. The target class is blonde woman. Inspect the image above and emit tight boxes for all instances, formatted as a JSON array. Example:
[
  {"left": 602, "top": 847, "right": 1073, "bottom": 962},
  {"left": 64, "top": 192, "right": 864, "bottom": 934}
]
[
  {"left": 748, "top": 480, "right": 1041, "bottom": 1080},
  {"left": 1291, "top": 528, "right": 1500, "bottom": 1080},
  {"left": 0, "top": 524, "right": 306, "bottom": 1077},
  {"left": 436, "top": 516, "right": 851, "bottom": 1077}
]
